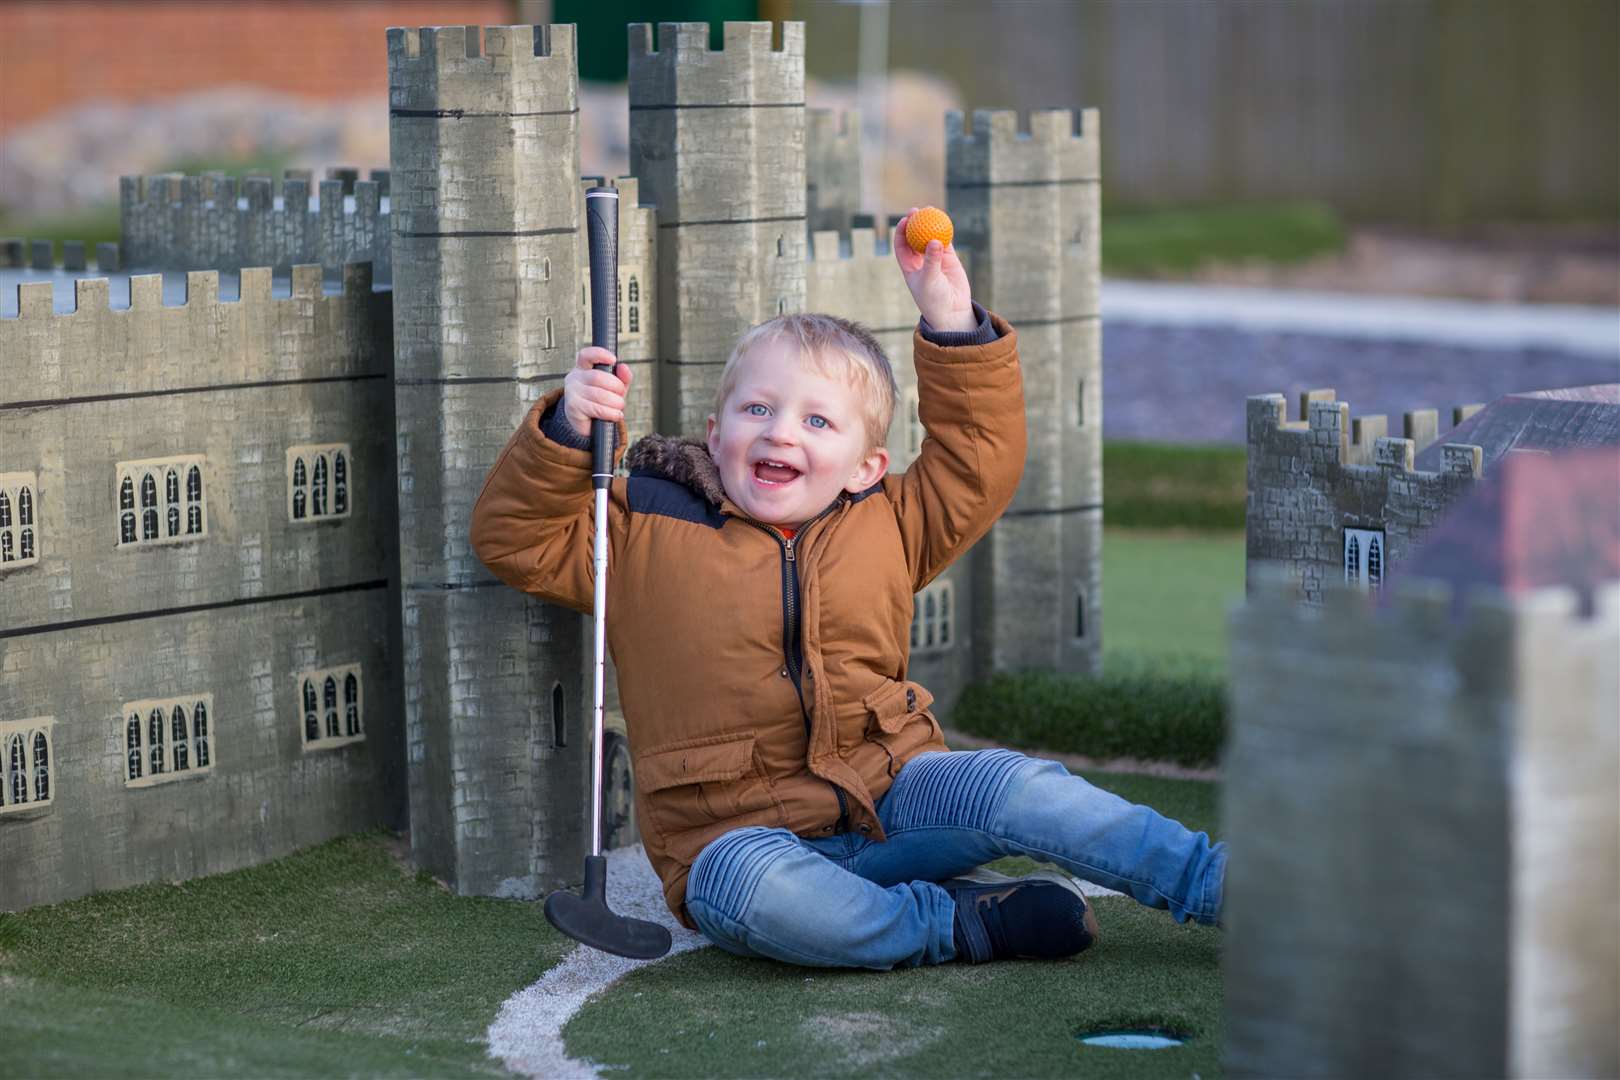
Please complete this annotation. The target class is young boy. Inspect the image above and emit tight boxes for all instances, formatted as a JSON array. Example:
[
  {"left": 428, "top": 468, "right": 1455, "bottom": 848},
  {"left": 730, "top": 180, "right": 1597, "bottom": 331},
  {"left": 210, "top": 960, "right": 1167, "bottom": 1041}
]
[{"left": 470, "top": 216, "right": 1226, "bottom": 968}]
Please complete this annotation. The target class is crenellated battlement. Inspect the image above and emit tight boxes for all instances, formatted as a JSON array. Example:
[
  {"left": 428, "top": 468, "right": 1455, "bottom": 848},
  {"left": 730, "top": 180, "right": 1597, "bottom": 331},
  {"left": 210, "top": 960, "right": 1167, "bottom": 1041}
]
[
  {"left": 807, "top": 107, "right": 858, "bottom": 141},
  {"left": 1247, "top": 390, "right": 1484, "bottom": 477},
  {"left": 3, "top": 237, "right": 121, "bottom": 273},
  {"left": 807, "top": 226, "right": 893, "bottom": 262},
  {"left": 118, "top": 167, "right": 391, "bottom": 282},
  {"left": 628, "top": 22, "right": 804, "bottom": 106},
  {"left": 0, "top": 261, "right": 386, "bottom": 404},
  {"left": 628, "top": 21, "right": 802, "bottom": 59},
  {"left": 804, "top": 226, "right": 913, "bottom": 336},
  {"left": 947, "top": 108, "right": 1100, "bottom": 186},
  {"left": 387, "top": 24, "right": 577, "bottom": 115},
  {"left": 1247, "top": 388, "right": 1488, "bottom": 605}
]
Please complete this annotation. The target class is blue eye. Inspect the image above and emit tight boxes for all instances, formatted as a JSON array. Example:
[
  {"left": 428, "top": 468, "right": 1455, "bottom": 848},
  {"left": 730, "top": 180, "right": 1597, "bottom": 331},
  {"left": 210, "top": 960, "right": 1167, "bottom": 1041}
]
[
  {"left": 745, "top": 403, "right": 769, "bottom": 416},
  {"left": 807, "top": 415, "right": 829, "bottom": 429}
]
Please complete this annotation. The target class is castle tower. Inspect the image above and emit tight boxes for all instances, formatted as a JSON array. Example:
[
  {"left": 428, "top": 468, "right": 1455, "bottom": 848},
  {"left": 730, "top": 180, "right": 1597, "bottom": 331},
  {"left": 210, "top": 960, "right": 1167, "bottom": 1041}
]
[
  {"left": 806, "top": 108, "right": 862, "bottom": 235},
  {"left": 628, "top": 22, "right": 807, "bottom": 437},
  {"left": 948, "top": 109, "right": 1102, "bottom": 677},
  {"left": 1226, "top": 573, "right": 1619, "bottom": 1078},
  {"left": 387, "top": 24, "right": 589, "bottom": 897}
]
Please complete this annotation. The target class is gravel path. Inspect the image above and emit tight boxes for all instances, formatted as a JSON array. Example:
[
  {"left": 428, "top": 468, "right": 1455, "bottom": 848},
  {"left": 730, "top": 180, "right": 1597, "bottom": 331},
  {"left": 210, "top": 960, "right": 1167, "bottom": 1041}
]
[{"left": 1101, "top": 282, "right": 1620, "bottom": 446}]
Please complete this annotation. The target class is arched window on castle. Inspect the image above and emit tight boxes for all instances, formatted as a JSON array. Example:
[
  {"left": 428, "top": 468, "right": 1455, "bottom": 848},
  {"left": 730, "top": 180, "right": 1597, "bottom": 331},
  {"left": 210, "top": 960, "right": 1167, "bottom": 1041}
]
[
  {"left": 120, "top": 475, "right": 136, "bottom": 543},
  {"left": 287, "top": 445, "right": 353, "bottom": 523},
  {"left": 1075, "top": 586, "right": 1088, "bottom": 640},
  {"left": 127, "top": 713, "right": 142, "bottom": 780},
  {"left": 5, "top": 732, "right": 27, "bottom": 807},
  {"left": 546, "top": 317, "right": 555, "bottom": 350},
  {"left": 299, "top": 664, "right": 364, "bottom": 751},
  {"left": 194, "top": 701, "right": 210, "bottom": 767},
  {"left": 910, "top": 579, "right": 954, "bottom": 654},
  {"left": 324, "top": 676, "right": 339, "bottom": 738},
  {"left": 123, "top": 695, "right": 214, "bottom": 789},
  {"left": 303, "top": 679, "right": 319, "bottom": 741},
  {"left": 0, "top": 476, "right": 35, "bottom": 573},
  {"left": 118, "top": 456, "right": 207, "bottom": 549},
  {"left": 0, "top": 474, "right": 40, "bottom": 571},
  {"left": 345, "top": 674, "right": 361, "bottom": 736},
  {"left": 626, "top": 275, "right": 640, "bottom": 337},
  {"left": 0, "top": 719, "right": 56, "bottom": 814},
  {"left": 171, "top": 706, "right": 189, "bottom": 771},
  {"left": 552, "top": 682, "right": 566, "bottom": 748},
  {"left": 313, "top": 456, "right": 328, "bottom": 517},
  {"left": 147, "top": 708, "right": 165, "bottom": 777},
  {"left": 1343, "top": 528, "right": 1386, "bottom": 591},
  {"left": 542, "top": 257, "right": 552, "bottom": 282}
]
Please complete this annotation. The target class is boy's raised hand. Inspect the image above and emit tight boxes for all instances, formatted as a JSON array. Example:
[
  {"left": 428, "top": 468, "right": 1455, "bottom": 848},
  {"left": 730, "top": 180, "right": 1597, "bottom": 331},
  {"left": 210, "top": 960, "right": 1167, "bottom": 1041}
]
[
  {"left": 893, "top": 209, "right": 977, "bottom": 334},
  {"left": 561, "top": 346, "right": 633, "bottom": 439}
]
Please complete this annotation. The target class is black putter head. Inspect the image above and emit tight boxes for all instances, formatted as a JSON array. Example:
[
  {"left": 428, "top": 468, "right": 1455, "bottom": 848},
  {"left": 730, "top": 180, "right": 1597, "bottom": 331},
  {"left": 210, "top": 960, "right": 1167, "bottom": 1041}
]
[{"left": 544, "top": 854, "right": 673, "bottom": 960}]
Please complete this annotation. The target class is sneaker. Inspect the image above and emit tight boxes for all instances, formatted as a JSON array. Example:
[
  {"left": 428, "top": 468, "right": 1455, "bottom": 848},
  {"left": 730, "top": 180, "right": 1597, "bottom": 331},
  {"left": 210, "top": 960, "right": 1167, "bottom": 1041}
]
[{"left": 943, "top": 868, "right": 1100, "bottom": 964}]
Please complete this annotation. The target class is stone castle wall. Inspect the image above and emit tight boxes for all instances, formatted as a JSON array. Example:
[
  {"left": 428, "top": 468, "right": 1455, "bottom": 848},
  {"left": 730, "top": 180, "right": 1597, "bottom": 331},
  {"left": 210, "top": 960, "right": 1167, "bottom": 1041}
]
[
  {"left": 948, "top": 108, "right": 1103, "bottom": 678},
  {"left": 0, "top": 258, "right": 403, "bottom": 910},
  {"left": 1224, "top": 576, "right": 1619, "bottom": 1078},
  {"left": 629, "top": 22, "right": 807, "bottom": 438},
  {"left": 806, "top": 108, "right": 862, "bottom": 235},
  {"left": 1246, "top": 390, "right": 1484, "bottom": 602},
  {"left": 3, "top": 19, "right": 1108, "bottom": 906},
  {"left": 120, "top": 169, "right": 392, "bottom": 282},
  {"left": 387, "top": 22, "right": 595, "bottom": 897}
]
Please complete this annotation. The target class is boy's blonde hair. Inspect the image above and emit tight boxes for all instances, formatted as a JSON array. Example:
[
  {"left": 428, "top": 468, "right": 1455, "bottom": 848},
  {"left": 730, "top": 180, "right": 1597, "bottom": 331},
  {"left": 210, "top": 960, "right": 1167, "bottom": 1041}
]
[{"left": 713, "top": 313, "right": 898, "bottom": 451}]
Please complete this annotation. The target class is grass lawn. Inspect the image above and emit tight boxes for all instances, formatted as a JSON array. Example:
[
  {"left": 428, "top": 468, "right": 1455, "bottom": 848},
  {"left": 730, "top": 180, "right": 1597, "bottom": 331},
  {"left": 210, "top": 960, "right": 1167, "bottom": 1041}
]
[
  {"left": 0, "top": 832, "right": 571, "bottom": 1077},
  {"left": 1103, "top": 527, "right": 1246, "bottom": 676},
  {"left": 564, "top": 769, "right": 1223, "bottom": 1078},
  {"left": 1102, "top": 200, "right": 1345, "bottom": 277},
  {"left": 1, "top": 773, "right": 1221, "bottom": 1079}
]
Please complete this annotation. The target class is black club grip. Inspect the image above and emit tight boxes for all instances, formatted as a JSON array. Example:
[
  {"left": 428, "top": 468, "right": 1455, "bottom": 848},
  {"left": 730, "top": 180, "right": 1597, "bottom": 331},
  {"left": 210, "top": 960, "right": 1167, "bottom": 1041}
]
[{"left": 584, "top": 187, "right": 619, "bottom": 486}]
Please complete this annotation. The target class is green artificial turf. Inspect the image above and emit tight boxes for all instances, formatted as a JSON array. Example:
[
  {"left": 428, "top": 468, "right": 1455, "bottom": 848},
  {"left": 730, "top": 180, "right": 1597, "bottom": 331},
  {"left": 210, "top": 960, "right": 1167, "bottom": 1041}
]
[
  {"left": 565, "top": 771, "right": 1223, "bottom": 1079},
  {"left": 1103, "top": 528, "right": 1246, "bottom": 676},
  {"left": 1102, "top": 200, "right": 1345, "bottom": 277},
  {"left": 1104, "top": 441, "right": 1247, "bottom": 532},
  {"left": 0, "top": 831, "right": 569, "bottom": 1077}
]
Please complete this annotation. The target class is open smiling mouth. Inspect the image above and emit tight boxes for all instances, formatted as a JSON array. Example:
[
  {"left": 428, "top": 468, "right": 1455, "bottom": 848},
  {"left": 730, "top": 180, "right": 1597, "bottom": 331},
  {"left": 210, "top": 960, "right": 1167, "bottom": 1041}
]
[{"left": 752, "top": 460, "right": 802, "bottom": 486}]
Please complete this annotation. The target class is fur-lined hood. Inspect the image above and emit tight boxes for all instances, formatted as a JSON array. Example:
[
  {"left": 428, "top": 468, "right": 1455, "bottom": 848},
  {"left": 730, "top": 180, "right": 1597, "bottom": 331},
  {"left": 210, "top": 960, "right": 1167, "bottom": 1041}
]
[{"left": 624, "top": 433, "right": 728, "bottom": 506}]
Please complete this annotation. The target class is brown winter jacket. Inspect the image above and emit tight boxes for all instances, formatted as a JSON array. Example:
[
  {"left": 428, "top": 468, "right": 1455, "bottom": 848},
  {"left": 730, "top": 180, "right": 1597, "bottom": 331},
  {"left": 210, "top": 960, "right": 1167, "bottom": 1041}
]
[{"left": 469, "top": 314, "right": 1025, "bottom": 926}]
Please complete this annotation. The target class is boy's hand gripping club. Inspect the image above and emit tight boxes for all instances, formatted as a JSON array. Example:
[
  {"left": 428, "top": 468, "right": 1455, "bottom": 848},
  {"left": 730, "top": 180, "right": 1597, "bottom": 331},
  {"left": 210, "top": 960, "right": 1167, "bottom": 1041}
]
[{"left": 542, "top": 187, "right": 672, "bottom": 960}]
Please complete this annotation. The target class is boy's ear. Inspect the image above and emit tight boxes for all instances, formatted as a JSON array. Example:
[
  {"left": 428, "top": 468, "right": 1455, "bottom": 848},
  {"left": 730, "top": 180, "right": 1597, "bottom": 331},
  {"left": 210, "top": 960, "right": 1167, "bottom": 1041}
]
[
  {"left": 705, "top": 414, "right": 719, "bottom": 457},
  {"left": 844, "top": 445, "right": 889, "bottom": 494}
]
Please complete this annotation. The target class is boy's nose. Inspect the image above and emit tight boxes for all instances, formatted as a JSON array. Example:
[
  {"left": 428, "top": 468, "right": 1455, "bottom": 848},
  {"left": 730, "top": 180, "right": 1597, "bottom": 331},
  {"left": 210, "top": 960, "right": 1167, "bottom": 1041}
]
[{"left": 764, "top": 417, "right": 798, "bottom": 445}]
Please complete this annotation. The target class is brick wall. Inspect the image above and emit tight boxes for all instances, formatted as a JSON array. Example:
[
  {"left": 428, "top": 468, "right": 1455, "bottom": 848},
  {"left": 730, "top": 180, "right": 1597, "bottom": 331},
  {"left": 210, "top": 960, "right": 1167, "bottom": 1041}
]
[{"left": 0, "top": 0, "right": 511, "bottom": 136}]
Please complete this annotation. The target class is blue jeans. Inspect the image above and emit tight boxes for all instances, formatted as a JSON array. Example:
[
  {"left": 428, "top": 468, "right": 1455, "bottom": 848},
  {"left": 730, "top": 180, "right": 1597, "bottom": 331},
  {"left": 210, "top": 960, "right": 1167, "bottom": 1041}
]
[{"left": 684, "top": 749, "right": 1226, "bottom": 969}]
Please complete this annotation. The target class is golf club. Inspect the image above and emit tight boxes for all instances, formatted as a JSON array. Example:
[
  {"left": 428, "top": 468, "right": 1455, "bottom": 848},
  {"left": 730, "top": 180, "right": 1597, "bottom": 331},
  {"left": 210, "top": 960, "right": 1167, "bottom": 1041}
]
[{"left": 542, "top": 186, "right": 673, "bottom": 960}]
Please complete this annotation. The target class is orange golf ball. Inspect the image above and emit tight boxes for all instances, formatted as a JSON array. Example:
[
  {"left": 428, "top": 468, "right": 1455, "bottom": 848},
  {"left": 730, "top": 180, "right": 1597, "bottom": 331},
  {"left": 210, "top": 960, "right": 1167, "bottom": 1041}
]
[{"left": 904, "top": 207, "right": 954, "bottom": 254}]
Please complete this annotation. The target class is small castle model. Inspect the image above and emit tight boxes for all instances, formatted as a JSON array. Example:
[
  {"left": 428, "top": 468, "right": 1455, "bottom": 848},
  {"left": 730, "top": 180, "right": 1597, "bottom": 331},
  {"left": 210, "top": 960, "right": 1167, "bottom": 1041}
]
[
  {"left": 1245, "top": 383, "right": 1620, "bottom": 601},
  {"left": 0, "top": 22, "right": 1102, "bottom": 910},
  {"left": 1225, "top": 449, "right": 1620, "bottom": 1079}
]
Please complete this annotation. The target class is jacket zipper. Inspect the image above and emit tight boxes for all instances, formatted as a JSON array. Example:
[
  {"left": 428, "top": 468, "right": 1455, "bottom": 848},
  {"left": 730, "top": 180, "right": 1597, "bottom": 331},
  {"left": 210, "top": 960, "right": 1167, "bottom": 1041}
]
[{"left": 738, "top": 504, "right": 851, "bottom": 832}]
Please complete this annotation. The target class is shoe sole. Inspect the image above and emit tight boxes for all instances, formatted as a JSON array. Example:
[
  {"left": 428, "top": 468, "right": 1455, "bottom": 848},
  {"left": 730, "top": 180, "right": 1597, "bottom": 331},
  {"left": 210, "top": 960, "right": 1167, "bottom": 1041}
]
[{"left": 946, "top": 867, "right": 1102, "bottom": 948}]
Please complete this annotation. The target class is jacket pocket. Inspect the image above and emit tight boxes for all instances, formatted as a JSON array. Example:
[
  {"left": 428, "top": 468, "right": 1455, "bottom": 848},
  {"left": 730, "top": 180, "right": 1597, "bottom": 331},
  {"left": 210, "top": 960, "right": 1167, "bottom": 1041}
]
[
  {"left": 861, "top": 680, "right": 937, "bottom": 776},
  {"left": 635, "top": 733, "right": 783, "bottom": 861}
]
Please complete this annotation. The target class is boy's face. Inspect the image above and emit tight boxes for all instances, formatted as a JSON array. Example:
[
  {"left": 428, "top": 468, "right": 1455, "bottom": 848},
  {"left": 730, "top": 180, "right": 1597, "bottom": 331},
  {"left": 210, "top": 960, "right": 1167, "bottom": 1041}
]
[{"left": 706, "top": 339, "right": 890, "bottom": 531}]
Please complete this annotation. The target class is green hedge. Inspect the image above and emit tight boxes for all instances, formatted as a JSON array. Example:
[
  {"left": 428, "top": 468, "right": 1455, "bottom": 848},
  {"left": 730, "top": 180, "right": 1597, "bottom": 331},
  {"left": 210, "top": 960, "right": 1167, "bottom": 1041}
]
[
  {"left": 950, "top": 662, "right": 1226, "bottom": 768},
  {"left": 1103, "top": 440, "right": 1247, "bottom": 531}
]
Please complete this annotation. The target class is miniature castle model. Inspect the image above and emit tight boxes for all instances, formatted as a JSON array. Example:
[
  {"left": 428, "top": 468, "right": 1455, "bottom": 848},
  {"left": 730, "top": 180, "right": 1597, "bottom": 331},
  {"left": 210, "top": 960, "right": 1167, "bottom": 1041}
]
[
  {"left": 1224, "top": 450, "right": 1620, "bottom": 1079},
  {"left": 1245, "top": 384, "right": 1620, "bottom": 602},
  {"left": 0, "top": 22, "right": 1102, "bottom": 909}
]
